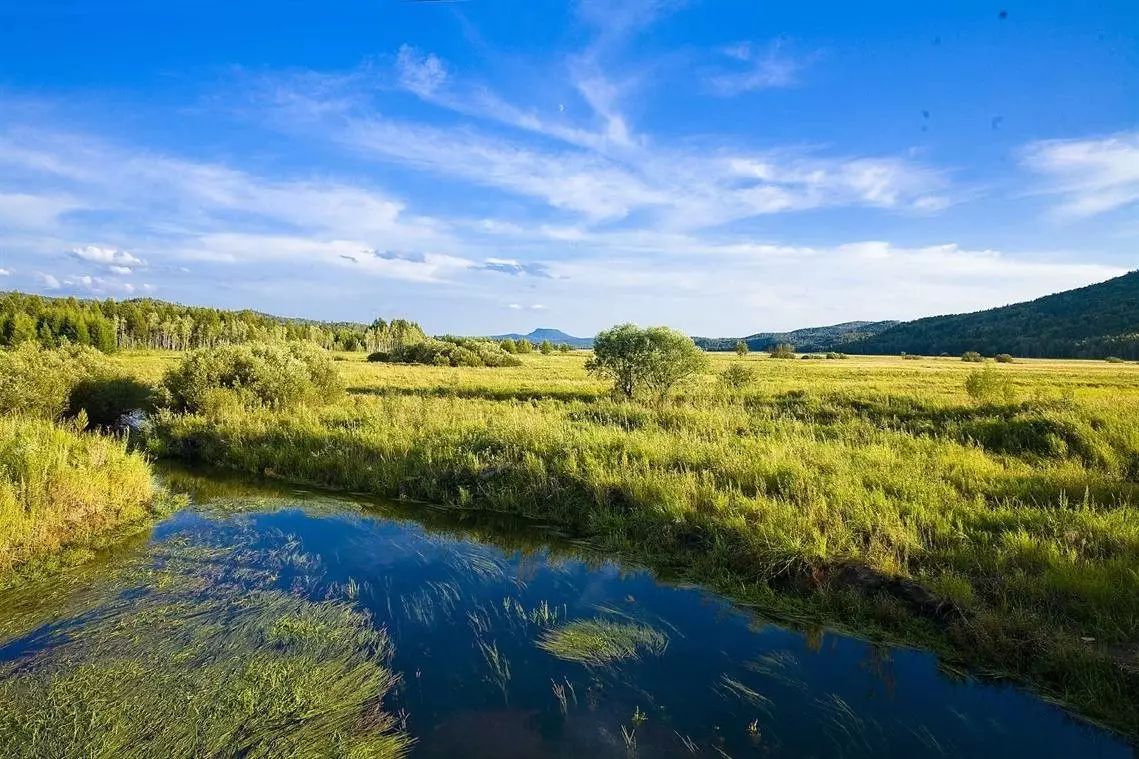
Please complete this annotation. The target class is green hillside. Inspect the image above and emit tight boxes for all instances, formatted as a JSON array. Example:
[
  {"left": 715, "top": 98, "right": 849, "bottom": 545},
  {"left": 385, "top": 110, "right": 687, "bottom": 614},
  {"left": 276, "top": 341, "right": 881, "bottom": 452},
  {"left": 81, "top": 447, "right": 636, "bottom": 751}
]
[
  {"left": 695, "top": 321, "right": 898, "bottom": 353},
  {"left": 846, "top": 270, "right": 1139, "bottom": 359}
]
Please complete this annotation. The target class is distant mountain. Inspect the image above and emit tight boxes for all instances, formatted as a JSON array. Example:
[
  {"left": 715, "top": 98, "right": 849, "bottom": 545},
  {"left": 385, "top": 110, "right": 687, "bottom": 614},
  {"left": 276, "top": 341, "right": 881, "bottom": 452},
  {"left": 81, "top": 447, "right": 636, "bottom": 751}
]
[
  {"left": 694, "top": 321, "right": 899, "bottom": 353},
  {"left": 846, "top": 270, "right": 1139, "bottom": 359},
  {"left": 490, "top": 328, "right": 593, "bottom": 348}
]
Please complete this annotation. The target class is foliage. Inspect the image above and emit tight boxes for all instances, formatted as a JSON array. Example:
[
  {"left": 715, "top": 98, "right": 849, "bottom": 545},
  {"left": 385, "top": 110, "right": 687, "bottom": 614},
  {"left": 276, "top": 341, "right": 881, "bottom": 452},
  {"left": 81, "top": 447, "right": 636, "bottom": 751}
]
[
  {"left": 163, "top": 342, "right": 343, "bottom": 413},
  {"left": 0, "top": 343, "right": 150, "bottom": 426},
  {"left": 540, "top": 339, "right": 554, "bottom": 355},
  {"left": 768, "top": 343, "right": 796, "bottom": 359},
  {"left": 1106, "top": 356, "right": 1126, "bottom": 364},
  {"left": 962, "top": 351, "right": 984, "bottom": 363},
  {"left": 0, "top": 291, "right": 426, "bottom": 354},
  {"left": 848, "top": 270, "right": 1139, "bottom": 359},
  {"left": 370, "top": 337, "right": 523, "bottom": 368},
  {"left": 995, "top": 353, "right": 1015, "bottom": 363},
  {"left": 586, "top": 324, "right": 708, "bottom": 402},
  {"left": 719, "top": 363, "right": 757, "bottom": 391},
  {"left": 734, "top": 340, "right": 748, "bottom": 357},
  {"left": 0, "top": 416, "right": 157, "bottom": 578},
  {"left": 825, "top": 352, "right": 847, "bottom": 360},
  {"left": 500, "top": 338, "right": 518, "bottom": 353},
  {"left": 964, "top": 365, "right": 1017, "bottom": 404}
]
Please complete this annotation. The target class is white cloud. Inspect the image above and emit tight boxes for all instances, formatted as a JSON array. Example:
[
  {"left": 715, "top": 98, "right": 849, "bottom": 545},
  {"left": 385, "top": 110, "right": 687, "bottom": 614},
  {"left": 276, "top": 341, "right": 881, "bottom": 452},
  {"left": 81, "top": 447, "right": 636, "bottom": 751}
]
[
  {"left": 0, "top": 268, "right": 10, "bottom": 276},
  {"left": 1021, "top": 130, "right": 1139, "bottom": 218},
  {"left": 707, "top": 40, "right": 809, "bottom": 96},
  {"left": 395, "top": 45, "right": 448, "bottom": 97},
  {"left": 71, "top": 245, "right": 144, "bottom": 267},
  {"left": 37, "top": 272, "right": 60, "bottom": 289}
]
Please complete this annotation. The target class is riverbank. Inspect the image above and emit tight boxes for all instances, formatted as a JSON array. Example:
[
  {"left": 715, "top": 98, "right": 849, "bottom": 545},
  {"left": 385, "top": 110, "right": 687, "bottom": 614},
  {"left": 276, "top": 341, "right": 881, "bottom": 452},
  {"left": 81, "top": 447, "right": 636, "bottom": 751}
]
[
  {"left": 138, "top": 351, "right": 1139, "bottom": 736},
  {"left": 0, "top": 415, "right": 165, "bottom": 587}
]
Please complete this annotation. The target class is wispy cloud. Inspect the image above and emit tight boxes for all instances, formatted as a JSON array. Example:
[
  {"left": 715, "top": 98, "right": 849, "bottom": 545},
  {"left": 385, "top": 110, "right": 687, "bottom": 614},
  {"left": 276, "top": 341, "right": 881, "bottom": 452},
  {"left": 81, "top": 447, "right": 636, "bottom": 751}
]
[
  {"left": 706, "top": 39, "right": 812, "bottom": 96},
  {"left": 1021, "top": 130, "right": 1139, "bottom": 218}
]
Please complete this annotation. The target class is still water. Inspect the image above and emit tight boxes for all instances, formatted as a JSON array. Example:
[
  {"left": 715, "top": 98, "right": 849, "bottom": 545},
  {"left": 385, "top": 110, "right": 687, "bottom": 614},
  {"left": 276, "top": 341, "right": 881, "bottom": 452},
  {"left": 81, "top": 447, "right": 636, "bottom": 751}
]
[{"left": 0, "top": 470, "right": 1132, "bottom": 758}]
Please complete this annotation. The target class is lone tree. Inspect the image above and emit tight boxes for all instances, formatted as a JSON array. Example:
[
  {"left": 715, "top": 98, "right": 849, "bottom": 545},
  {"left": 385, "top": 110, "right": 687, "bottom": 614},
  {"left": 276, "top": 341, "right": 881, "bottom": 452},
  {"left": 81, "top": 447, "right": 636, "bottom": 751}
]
[
  {"left": 734, "top": 340, "right": 749, "bottom": 357},
  {"left": 587, "top": 323, "right": 708, "bottom": 403}
]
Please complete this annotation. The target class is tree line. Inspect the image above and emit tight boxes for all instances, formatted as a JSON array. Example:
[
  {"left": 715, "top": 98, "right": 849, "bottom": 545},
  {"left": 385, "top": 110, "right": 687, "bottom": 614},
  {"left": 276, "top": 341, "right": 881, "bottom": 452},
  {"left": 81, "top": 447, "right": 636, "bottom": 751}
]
[{"left": 0, "top": 292, "right": 426, "bottom": 353}]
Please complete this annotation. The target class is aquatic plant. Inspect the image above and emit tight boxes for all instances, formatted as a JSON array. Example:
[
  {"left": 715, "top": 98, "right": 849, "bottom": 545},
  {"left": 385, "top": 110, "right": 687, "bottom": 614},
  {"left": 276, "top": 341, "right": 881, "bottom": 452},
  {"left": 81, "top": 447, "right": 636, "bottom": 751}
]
[
  {"left": 0, "top": 522, "right": 410, "bottom": 758},
  {"left": 537, "top": 619, "right": 668, "bottom": 665}
]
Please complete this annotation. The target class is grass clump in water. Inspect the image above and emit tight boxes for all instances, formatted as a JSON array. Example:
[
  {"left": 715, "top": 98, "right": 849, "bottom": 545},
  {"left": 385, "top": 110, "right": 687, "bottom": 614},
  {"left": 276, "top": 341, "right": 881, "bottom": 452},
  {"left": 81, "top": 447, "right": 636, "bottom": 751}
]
[
  {"left": 538, "top": 618, "right": 668, "bottom": 665},
  {"left": 0, "top": 525, "right": 411, "bottom": 758}
]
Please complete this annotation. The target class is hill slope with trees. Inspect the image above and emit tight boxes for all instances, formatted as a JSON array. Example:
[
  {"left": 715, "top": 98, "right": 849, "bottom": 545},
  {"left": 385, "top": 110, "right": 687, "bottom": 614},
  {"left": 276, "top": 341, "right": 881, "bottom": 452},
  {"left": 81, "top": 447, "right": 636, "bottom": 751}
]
[
  {"left": 694, "top": 321, "right": 898, "bottom": 353},
  {"left": 845, "top": 270, "right": 1139, "bottom": 359}
]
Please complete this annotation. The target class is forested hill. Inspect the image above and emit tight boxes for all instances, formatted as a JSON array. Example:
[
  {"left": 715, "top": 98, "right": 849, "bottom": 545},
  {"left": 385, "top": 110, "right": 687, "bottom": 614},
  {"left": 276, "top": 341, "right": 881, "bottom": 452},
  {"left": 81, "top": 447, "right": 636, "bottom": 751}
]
[
  {"left": 694, "top": 321, "right": 898, "bottom": 353},
  {"left": 0, "top": 292, "right": 425, "bottom": 353},
  {"left": 846, "top": 270, "right": 1139, "bottom": 359}
]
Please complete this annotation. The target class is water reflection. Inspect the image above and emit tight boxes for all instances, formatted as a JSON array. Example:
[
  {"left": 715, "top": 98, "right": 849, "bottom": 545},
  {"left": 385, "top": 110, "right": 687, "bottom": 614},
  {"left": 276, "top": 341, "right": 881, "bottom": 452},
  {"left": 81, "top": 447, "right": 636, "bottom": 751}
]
[{"left": 0, "top": 467, "right": 1131, "bottom": 758}]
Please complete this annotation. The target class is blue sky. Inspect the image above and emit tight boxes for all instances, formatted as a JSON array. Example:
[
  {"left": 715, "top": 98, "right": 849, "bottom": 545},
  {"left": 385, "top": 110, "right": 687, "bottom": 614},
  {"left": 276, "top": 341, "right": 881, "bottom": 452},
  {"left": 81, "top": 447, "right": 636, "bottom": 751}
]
[{"left": 0, "top": 0, "right": 1136, "bottom": 336}]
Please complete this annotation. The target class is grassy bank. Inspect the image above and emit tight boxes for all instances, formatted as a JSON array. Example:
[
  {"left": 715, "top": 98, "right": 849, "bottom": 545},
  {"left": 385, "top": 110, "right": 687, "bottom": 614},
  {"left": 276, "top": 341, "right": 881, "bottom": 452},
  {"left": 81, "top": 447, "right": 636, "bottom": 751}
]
[
  {"left": 0, "top": 416, "right": 163, "bottom": 584},
  {"left": 137, "top": 351, "right": 1139, "bottom": 734}
]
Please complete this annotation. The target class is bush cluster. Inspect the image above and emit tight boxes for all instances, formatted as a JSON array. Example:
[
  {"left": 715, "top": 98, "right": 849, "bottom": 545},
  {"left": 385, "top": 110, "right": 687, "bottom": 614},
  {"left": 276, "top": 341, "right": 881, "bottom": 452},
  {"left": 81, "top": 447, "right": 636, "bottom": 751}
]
[
  {"left": 962, "top": 351, "right": 985, "bottom": 363},
  {"left": 164, "top": 342, "right": 342, "bottom": 413},
  {"left": 768, "top": 343, "right": 796, "bottom": 359},
  {"left": 0, "top": 343, "right": 151, "bottom": 426},
  {"left": 369, "top": 337, "right": 522, "bottom": 368}
]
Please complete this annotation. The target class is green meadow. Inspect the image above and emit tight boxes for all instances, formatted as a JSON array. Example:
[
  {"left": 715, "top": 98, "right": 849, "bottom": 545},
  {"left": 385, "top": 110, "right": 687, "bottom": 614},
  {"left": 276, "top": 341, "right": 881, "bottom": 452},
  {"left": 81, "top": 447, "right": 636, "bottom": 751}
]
[{"left": 125, "top": 348, "right": 1139, "bottom": 734}]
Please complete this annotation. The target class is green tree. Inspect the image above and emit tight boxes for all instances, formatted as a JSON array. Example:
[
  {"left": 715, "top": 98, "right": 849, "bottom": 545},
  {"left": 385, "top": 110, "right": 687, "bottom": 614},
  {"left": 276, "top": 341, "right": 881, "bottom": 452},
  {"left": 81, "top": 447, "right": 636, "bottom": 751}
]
[
  {"left": 539, "top": 339, "right": 554, "bottom": 355},
  {"left": 768, "top": 343, "right": 796, "bottom": 359},
  {"left": 734, "top": 340, "right": 749, "bottom": 357},
  {"left": 586, "top": 324, "right": 708, "bottom": 403}
]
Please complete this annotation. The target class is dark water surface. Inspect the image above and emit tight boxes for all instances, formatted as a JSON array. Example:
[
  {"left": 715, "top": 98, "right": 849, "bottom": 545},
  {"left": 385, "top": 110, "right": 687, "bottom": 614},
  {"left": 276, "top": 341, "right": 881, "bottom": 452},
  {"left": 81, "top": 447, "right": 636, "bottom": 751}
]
[{"left": 0, "top": 470, "right": 1132, "bottom": 758}]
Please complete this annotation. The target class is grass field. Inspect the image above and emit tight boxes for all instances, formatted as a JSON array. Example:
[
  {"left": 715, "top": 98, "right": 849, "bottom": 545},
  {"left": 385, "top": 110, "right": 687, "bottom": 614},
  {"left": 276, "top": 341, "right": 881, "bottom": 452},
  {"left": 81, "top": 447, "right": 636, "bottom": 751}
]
[{"left": 123, "top": 348, "right": 1139, "bottom": 734}]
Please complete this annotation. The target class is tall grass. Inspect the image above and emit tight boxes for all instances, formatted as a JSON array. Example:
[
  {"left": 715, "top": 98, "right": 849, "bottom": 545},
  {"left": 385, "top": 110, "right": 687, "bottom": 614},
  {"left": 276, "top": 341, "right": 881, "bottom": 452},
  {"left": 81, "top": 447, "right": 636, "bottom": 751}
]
[
  {"left": 0, "top": 416, "right": 159, "bottom": 581},
  {"left": 137, "top": 351, "right": 1139, "bottom": 733}
]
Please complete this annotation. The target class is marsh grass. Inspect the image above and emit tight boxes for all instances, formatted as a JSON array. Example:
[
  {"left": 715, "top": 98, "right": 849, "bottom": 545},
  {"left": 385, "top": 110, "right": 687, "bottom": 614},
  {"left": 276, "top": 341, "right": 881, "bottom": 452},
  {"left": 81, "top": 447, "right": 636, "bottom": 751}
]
[
  {"left": 131, "top": 351, "right": 1139, "bottom": 734},
  {"left": 0, "top": 520, "right": 410, "bottom": 758},
  {"left": 0, "top": 416, "right": 164, "bottom": 583},
  {"left": 538, "top": 618, "right": 669, "bottom": 665}
]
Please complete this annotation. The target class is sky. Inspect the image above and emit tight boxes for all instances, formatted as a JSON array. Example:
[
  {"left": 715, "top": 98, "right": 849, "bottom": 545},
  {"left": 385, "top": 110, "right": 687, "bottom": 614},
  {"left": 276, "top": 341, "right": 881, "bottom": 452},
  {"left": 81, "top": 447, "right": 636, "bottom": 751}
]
[{"left": 0, "top": 0, "right": 1136, "bottom": 336}]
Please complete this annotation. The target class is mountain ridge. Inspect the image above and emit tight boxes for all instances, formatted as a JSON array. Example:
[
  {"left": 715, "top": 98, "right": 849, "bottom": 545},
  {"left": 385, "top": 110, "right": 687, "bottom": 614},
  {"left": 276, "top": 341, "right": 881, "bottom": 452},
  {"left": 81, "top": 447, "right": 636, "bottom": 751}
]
[{"left": 845, "top": 270, "right": 1139, "bottom": 359}]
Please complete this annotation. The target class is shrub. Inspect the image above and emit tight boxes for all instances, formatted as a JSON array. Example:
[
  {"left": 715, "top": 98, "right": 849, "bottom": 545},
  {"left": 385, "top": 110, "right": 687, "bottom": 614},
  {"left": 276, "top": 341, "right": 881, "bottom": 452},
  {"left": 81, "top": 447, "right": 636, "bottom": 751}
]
[
  {"left": 903, "top": 354, "right": 921, "bottom": 360},
  {"left": 558, "top": 343, "right": 572, "bottom": 353},
  {"left": 825, "top": 352, "right": 847, "bottom": 360},
  {"left": 962, "top": 351, "right": 984, "bottom": 363},
  {"left": 734, "top": 340, "right": 749, "bottom": 357},
  {"left": 540, "top": 340, "right": 554, "bottom": 355},
  {"left": 964, "top": 365, "right": 1016, "bottom": 404},
  {"left": 0, "top": 343, "right": 150, "bottom": 426},
  {"left": 370, "top": 337, "right": 522, "bottom": 368},
  {"left": 768, "top": 343, "right": 796, "bottom": 359},
  {"left": 719, "top": 363, "right": 757, "bottom": 390},
  {"left": 587, "top": 324, "right": 708, "bottom": 402},
  {"left": 500, "top": 338, "right": 518, "bottom": 354},
  {"left": 995, "top": 354, "right": 1015, "bottom": 363},
  {"left": 1105, "top": 356, "right": 1126, "bottom": 364},
  {"left": 164, "top": 342, "right": 342, "bottom": 413},
  {"left": 515, "top": 339, "right": 534, "bottom": 354}
]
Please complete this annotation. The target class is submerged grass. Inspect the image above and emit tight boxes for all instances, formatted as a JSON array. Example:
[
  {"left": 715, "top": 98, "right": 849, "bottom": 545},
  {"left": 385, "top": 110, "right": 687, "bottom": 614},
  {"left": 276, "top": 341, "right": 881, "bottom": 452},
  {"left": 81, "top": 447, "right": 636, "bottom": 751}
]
[
  {"left": 131, "top": 351, "right": 1139, "bottom": 735},
  {"left": 538, "top": 618, "right": 669, "bottom": 665},
  {"left": 0, "top": 521, "right": 410, "bottom": 759}
]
